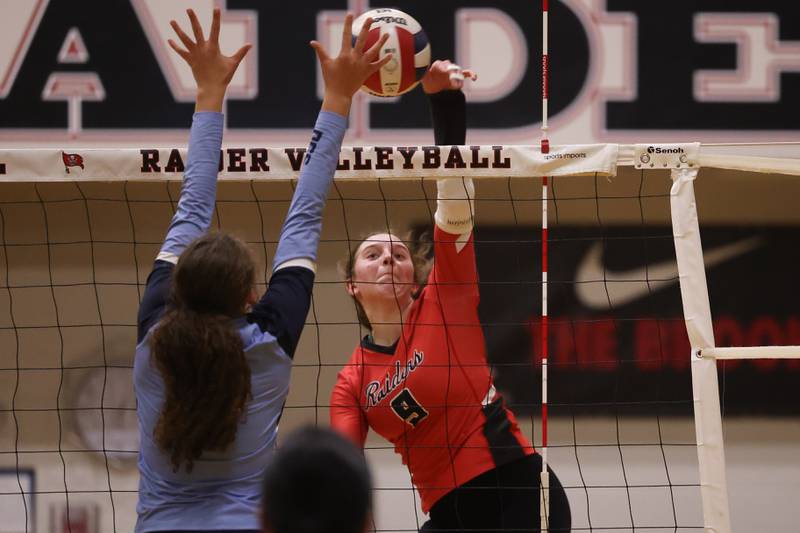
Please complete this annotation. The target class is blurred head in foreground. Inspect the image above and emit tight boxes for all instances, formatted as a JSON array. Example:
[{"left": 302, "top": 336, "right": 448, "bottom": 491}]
[{"left": 262, "top": 426, "right": 373, "bottom": 533}]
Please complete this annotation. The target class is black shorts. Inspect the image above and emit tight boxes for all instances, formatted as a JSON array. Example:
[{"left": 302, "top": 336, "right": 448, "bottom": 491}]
[{"left": 420, "top": 454, "right": 571, "bottom": 533}]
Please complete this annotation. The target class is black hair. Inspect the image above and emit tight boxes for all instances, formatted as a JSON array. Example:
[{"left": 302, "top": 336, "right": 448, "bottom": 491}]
[{"left": 262, "top": 426, "right": 372, "bottom": 533}]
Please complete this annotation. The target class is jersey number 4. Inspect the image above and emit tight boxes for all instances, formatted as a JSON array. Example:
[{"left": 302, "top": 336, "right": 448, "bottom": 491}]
[{"left": 391, "top": 388, "right": 429, "bottom": 427}]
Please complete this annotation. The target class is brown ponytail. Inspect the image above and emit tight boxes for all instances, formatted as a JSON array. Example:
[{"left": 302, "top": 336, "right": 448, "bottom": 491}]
[{"left": 151, "top": 233, "right": 256, "bottom": 472}]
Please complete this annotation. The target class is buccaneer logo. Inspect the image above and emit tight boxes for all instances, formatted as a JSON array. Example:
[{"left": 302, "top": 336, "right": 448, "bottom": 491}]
[{"left": 62, "top": 151, "right": 85, "bottom": 173}]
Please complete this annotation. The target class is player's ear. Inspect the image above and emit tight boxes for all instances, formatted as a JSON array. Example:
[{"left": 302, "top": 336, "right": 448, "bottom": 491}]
[
  {"left": 246, "top": 286, "right": 258, "bottom": 308},
  {"left": 346, "top": 278, "right": 358, "bottom": 296}
]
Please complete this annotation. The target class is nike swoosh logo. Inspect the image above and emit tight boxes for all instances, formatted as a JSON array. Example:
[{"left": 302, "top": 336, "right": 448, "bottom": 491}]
[{"left": 575, "top": 236, "right": 763, "bottom": 310}]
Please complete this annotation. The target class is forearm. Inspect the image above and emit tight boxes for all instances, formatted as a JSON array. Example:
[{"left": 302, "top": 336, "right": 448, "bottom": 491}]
[
  {"left": 272, "top": 110, "right": 347, "bottom": 271},
  {"left": 428, "top": 89, "right": 466, "bottom": 146},
  {"left": 158, "top": 111, "right": 223, "bottom": 262},
  {"left": 428, "top": 90, "right": 474, "bottom": 234}
]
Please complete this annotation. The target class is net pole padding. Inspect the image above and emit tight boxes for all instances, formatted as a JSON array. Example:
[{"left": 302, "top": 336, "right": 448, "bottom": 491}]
[
  {"left": 540, "top": 0, "right": 551, "bottom": 531},
  {"left": 700, "top": 345, "right": 800, "bottom": 360},
  {"left": 670, "top": 168, "right": 732, "bottom": 533}
]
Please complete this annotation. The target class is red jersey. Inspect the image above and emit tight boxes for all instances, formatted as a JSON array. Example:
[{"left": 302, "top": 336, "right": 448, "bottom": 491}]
[{"left": 331, "top": 226, "right": 535, "bottom": 513}]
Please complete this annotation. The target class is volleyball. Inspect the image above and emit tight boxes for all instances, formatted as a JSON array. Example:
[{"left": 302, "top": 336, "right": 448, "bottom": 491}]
[{"left": 353, "top": 8, "right": 431, "bottom": 97}]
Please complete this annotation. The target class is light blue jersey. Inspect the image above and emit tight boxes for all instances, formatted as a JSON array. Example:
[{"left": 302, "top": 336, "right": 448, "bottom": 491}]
[{"left": 134, "top": 110, "right": 347, "bottom": 532}]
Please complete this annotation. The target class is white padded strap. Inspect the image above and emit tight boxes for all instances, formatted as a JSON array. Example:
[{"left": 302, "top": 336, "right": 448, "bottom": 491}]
[{"left": 435, "top": 177, "right": 475, "bottom": 236}]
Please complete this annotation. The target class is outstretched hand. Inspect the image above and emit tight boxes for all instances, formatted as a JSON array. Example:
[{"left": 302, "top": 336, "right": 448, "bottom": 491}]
[
  {"left": 168, "top": 8, "right": 252, "bottom": 112},
  {"left": 310, "top": 14, "right": 393, "bottom": 116},
  {"left": 422, "top": 60, "right": 478, "bottom": 95}
]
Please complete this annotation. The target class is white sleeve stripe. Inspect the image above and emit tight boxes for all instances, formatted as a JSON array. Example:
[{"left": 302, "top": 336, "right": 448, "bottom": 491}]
[
  {"left": 274, "top": 257, "right": 317, "bottom": 274},
  {"left": 156, "top": 251, "right": 179, "bottom": 264}
]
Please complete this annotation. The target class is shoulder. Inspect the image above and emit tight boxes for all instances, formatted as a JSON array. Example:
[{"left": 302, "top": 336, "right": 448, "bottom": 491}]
[
  {"left": 335, "top": 346, "right": 366, "bottom": 383},
  {"left": 237, "top": 320, "right": 293, "bottom": 369}
]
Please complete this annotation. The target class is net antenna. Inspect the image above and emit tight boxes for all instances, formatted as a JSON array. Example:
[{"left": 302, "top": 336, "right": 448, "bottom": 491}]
[{"left": 539, "top": 0, "right": 551, "bottom": 530}]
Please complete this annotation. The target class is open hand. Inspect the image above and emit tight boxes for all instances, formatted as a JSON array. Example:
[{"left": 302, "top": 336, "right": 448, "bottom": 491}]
[
  {"left": 310, "top": 14, "right": 393, "bottom": 115},
  {"left": 422, "top": 60, "right": 478, "bottom": 94},
  {"left": 168, "top": 8, "right": 252, "bottom": 111}
]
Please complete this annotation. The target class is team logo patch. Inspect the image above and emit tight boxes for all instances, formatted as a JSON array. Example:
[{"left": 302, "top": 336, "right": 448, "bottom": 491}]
[{"left": 62, "top": 151, "right": 85, "bottom": 173}]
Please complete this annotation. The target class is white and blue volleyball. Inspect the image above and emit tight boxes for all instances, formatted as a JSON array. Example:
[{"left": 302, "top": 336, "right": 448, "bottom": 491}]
[{"left": 353, "top": 8, "right": 431, "bottom": 97}]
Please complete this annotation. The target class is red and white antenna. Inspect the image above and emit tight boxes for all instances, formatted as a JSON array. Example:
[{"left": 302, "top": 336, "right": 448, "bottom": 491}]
[{"left": 539, "top": 0, "right": 551, "bottom": 531}]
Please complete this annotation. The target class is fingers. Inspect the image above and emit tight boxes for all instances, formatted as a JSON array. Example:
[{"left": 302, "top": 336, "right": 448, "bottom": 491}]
[
  {"left": 209, "top": 7, "right": 221, "bottom": 45},
  {"left": 167, "top": 39, "right": 191, "bottom": 62},
  {"left": 363, "top": 32, "right": 390, "bottom": 62},
  {"left": 353, "top": 16, "right": 373, "bottom": 53},
  {"left": 445, "top": 63, "right": 477, "bottom": 79},
  {"left": 445, "top": 63, "right": 478, "bottom": 88},
  {"left": 186, "top": 9, "right": 205, "bottom": 44},
  {"left": 340, "top": 13, "right": 354, "bottom": 53},
  {"left": 231, "top": 43, "right": 252, "bottom": 67},
  {"left": 170, "top": 19, "right": 195, "bottom": 50},
  {"left": 309, "top": 41, "right": 330, "bottom": 63},
  {"left": 368, "top": 52, "right": 393, "bottom": 75},
  {"left": 430, "top": 59, "right": 450, "bottom": 73}
]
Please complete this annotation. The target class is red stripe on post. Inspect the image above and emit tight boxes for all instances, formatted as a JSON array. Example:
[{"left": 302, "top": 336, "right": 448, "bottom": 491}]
[
  {"left": 541, "top": 403, "right": 548, "bottom": 447},
  {"left": 542, "top": 227, "right": 548, "bottom": 272},
  {"left": 396, "top": 27, "right": 416, "bottom": 92}
]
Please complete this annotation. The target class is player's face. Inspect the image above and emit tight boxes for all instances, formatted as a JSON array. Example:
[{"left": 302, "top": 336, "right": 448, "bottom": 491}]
[{"left": 349, "top": 233, "right": 417, "bottom": 306}]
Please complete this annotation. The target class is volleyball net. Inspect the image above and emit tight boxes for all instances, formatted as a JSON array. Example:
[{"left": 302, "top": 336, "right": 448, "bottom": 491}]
[{"left": 1, "top": 143, "right": 799, "bottom": 532}]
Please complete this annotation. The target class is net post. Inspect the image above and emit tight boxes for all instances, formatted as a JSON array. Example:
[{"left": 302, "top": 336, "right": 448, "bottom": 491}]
[
  {"left": 540, "top": 0, "right": 551, "bottom": 531},
  {"left": 670, "top": 168, "right": 733, "bottom": 533}
]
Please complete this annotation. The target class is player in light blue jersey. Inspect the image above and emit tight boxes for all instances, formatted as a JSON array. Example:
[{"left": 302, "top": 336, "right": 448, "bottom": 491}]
[{"left": 133, "top": 9, "right": 391, "bottom": 533}]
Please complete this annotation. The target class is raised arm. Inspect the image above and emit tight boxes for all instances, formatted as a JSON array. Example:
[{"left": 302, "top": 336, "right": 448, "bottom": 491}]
[
  {"left": 248, "top": 15, "right": 391, "bottom": 357},
  {"left": 270, "top": 15, "right": 391, "bottom": 272},
  {"left": 137, "top": 9, "right": 250, "bottom": 341},
  {"left": 418, "top": 62, "right": 481, "bottom": 300},
  {"left": 423, "top": 61, "right": 477, "bottom": 238}
]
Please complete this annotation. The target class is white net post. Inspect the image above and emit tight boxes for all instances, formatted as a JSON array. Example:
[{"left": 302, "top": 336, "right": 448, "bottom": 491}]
[{"left": 670, "top": 166, "right": 732, "bottom": 533}]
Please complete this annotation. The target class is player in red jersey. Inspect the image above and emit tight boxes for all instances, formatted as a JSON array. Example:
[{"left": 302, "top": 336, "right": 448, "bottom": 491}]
[{"left": 331, "top": 61, "right": 572, "bottom": 532}]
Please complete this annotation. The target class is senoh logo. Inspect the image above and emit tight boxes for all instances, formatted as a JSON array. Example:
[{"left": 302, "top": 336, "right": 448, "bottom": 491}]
[{"left": 647, "top": 146, "right": 685, "bottom": 154}]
